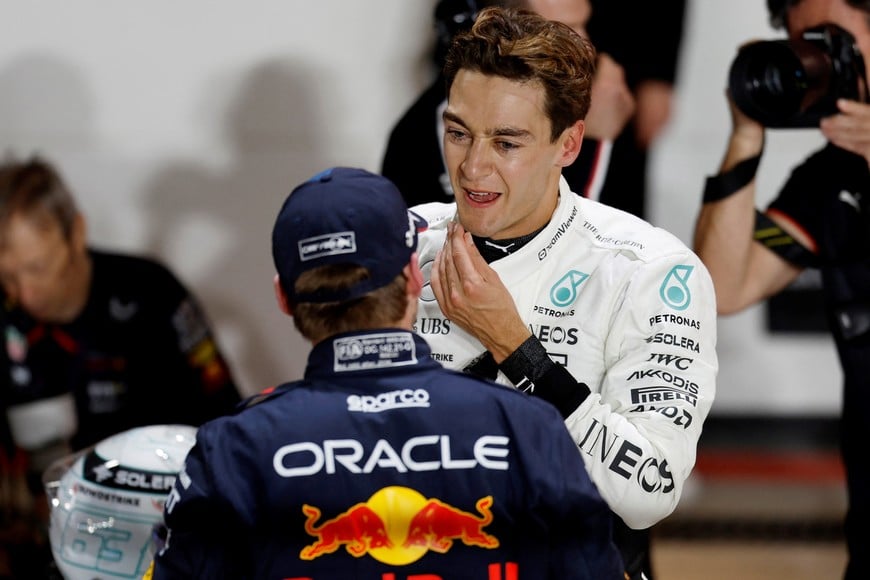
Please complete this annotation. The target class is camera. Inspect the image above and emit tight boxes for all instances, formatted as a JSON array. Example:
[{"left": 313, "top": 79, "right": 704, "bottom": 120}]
[{"left": 728, "top": 23, "right": 868, "bottom": 128}]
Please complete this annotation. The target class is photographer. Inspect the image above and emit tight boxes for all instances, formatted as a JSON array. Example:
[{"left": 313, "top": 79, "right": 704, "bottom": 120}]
[{"left": 693, "top": 1, "right": 870, "bottom": 578}]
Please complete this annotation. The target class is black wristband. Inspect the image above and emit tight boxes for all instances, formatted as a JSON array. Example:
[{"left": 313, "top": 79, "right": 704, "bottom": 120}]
[
  {"left": 499, "top": 336, "right": 555, "bottom": 392},
  {"left": 702, "top": 153, "right": 761, "bottom": 203},
  {"left": 499, "top": 336, "right": 591, "bottom": 418}
]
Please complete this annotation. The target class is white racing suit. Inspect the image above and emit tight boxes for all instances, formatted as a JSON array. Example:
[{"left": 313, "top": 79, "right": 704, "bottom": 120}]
[{"left": 412, "top": 177, "right": 718, "bottom": 530}]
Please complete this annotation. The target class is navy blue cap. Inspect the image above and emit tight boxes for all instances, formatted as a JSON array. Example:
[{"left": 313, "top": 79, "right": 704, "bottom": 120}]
[{"left": 272, "top": 167, "right": 421, "bottom": 304}]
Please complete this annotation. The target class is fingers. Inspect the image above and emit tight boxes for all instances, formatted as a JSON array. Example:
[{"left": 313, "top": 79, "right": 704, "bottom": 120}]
[
  {"left": 431, "top": 248, "right": 446, "bottom": 306},
  {"left": 447, "top": 222, "right": 484, "bottom": 285},
  {"left": 432, "top": 242, "right": 457, "bottom": 310},
  {"left": 834, "top": 98, "right": 868, "bottom": 116},
  {"left": 431, "top": 224, "right": 461, "bottom": 310},
  {"left": 820, "top": 99, "right": 870, "bottom": 161},
  {"left": 432, "top": 222, "right": 486, "bottom": 312}
]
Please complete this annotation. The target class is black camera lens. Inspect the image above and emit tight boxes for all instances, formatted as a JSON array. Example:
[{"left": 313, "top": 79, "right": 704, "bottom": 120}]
[
  {"left": 727, "top": 23, "right": 867, "bottom": 128},
  {"left": 729, "top": 39, "right": 832, "bottom": 127}
]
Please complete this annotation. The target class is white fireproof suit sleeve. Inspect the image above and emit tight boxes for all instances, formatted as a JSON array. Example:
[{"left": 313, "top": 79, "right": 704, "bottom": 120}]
[{"left": 561, "top": 250, "right": 717, "bottom": 529}]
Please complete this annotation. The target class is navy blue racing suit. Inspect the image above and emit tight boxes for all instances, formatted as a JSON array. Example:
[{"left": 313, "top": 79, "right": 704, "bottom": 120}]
[{"left": 151, "top": 330, "right": 624, "bottom": 580}]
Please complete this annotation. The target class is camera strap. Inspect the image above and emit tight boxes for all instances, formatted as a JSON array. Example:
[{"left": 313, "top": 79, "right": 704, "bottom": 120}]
[{"left": 702, "top": 153, "right": 761, "bottom": 203}]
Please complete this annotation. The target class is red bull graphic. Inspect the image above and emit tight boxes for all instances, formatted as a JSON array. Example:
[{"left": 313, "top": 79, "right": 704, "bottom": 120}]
[
  {"left": 300, "top": 504, "right": 392, "bottom": 559},
  {"left": 300, "top": 486, "right": 499, "bottom": 566},
  {"left": 403, "top": 496, "right": 498, "bottom": 553}
]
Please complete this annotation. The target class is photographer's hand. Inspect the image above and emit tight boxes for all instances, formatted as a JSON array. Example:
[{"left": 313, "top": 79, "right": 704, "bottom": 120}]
[
  {"left": 820, "top": 99, "right": 870, "bottom": 165},
  {"left": 726, "top": 88, "right": 765, "bottom": 151},
  {"left": 693, "top": 86, "right": 798, "bottom": 315}
]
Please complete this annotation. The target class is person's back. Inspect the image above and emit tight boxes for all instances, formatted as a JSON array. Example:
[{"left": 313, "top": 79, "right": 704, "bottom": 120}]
[
  {"left": 154, "top": 333, "right": 622, "bottom": 579},
  {"left": 150, "top": 166, "right": 624, "bottom": 580}
]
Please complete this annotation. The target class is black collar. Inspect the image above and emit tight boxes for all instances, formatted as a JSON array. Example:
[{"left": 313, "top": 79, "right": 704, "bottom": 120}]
[{"left": 472, "top": 223, "right": 547, "bottom": 263}]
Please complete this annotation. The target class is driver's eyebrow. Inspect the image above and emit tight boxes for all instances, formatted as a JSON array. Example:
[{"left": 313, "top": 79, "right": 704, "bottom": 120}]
[{"left": 443, "top": 110, "right": 534, "bottom": 141}]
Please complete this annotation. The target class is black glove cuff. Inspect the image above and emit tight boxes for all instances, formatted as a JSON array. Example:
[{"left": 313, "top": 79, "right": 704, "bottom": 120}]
[{"left": 702, "top": 153, "right": 761, "bottom": 203}]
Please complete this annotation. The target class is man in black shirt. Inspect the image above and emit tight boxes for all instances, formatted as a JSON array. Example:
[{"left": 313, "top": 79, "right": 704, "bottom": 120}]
[
  {"left": 694, "top": 1, "right": 870, "bottom": 577},
  {"left": 0, "top": 155, "right": 241, "bottom": 579}
]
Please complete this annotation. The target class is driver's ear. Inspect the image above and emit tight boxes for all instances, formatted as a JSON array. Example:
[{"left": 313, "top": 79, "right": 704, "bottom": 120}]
[{"left": 557, "top": 120, "right": 585, "bottom": 167}]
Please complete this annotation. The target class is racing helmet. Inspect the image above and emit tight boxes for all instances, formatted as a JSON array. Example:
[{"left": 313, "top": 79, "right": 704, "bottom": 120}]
[{"left": 43, "top": 424, "right": 197, "bottom": 580}]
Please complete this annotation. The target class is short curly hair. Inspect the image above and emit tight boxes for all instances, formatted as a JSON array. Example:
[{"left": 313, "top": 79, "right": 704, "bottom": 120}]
[{"left": 442, "top": 6, "right": 596, "bottom": 142}]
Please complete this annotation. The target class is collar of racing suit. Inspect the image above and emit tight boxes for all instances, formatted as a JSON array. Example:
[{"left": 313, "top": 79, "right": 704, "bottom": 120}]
[{"left": 472, "top": 223, "right": 547, "bottom": 263}]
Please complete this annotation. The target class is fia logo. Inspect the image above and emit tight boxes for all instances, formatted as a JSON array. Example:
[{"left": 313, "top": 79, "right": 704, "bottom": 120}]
[
  {"left": 550, "top": 270, "right": 589, "bottom": 307},
  {"left": 659, "top": 265, "right": 693, "bottom": 311}
]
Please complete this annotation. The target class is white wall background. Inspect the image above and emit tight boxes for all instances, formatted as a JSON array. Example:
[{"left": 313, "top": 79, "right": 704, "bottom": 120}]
[{"left": 0, "top": 1, "right": 842, "bottom": 416}]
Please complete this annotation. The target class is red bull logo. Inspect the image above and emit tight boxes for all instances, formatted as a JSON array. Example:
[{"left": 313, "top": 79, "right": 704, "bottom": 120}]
[
  {"left": 300, "top": 504, "right": 392, "bottom": 559},
  {"left": 300, "top": 486, "right": 499, "bottom": 565},
  {"left": 403, "top": 496, "right": 498, "bottom": 553}
]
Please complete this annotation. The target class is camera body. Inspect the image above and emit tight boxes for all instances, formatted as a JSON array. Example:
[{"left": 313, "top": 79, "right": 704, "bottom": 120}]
[{"left": 728, "top": 23, "right": 868, "bottom": 128}]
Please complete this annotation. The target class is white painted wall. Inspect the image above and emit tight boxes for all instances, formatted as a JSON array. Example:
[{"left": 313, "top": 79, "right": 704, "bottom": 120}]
[{"left": 0, "top": 1, "right": 842, "bottom": 415}]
